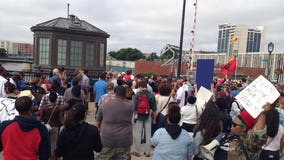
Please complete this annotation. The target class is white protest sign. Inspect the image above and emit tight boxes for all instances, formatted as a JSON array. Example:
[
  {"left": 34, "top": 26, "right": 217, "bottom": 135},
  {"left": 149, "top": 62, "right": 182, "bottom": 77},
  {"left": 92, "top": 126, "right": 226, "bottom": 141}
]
[
  {"left": 196, "top": 86, "right": 213, "bottom": 109},
  {"left": 235, "top": 75, "right": 280, "bottom": 118}
]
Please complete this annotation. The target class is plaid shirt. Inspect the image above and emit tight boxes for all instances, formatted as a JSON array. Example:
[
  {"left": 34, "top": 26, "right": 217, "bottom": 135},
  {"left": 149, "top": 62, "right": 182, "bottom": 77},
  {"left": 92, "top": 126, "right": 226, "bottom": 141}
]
[{"left": 39, "top": 93, "right": 64, "bottom": 109}]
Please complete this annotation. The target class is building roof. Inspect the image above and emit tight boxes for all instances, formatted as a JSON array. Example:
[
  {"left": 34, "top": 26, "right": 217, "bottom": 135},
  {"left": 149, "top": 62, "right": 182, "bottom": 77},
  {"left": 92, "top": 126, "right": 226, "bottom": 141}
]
[{"left": 31, "top": 15, "right": 110, "bottom": 38}]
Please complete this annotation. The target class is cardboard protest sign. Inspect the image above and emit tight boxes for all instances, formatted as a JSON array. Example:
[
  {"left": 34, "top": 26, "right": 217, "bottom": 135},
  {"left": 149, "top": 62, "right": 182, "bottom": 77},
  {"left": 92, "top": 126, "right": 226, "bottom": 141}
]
[
  {"left": 196, "top": 86, "right": 213, "bottom": 110},
  {"left": 235, "top": 75, "right": 280, "bottom": 118}
]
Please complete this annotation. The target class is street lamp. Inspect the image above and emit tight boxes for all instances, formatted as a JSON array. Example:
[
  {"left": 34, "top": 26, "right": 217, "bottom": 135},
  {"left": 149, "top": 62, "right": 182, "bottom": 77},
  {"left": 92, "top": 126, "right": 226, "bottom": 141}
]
[{"left": 267, "top": 42, "right": 274, "bottom": 80}]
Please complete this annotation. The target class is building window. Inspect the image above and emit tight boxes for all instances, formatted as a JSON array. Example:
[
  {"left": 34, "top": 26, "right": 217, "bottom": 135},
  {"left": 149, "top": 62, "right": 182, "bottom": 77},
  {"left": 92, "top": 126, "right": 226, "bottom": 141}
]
[
  {"left": 86, "top": 42, "right": 95, "bottom": 67},
  {"left": 57, "top": 39, "right": 67, "bottom": 65},
  {"left": 38, "top": 38, "right": 50, "bottom": 65},
  {"left": 99, "top": 43, "right": 105, "bottom": 67},
  {"left": 70, "top": 40, "right": 82, "bottom": 66}
]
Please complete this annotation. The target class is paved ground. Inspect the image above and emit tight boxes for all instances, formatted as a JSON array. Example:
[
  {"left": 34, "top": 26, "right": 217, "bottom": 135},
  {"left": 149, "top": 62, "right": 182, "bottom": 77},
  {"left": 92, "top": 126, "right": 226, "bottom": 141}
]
[{"left": 0, "top": 102, "right": 153, "bottom": 160}]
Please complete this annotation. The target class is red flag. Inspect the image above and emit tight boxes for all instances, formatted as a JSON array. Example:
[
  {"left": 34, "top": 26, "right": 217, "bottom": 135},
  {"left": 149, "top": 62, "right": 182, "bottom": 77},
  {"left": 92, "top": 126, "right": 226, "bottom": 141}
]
[{"left": 221, "top": 57, "right": 236, "bottom": 76}]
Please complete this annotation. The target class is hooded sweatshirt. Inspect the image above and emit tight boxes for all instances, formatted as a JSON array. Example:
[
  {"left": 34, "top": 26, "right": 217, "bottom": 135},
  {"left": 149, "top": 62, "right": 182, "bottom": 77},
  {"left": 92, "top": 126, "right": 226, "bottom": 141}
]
[
  {"left": 0, "top": 116, "right": 50, "bottom": 160},
  {"left": 55, "top": 122, "right": 102, "bottom": 160}
]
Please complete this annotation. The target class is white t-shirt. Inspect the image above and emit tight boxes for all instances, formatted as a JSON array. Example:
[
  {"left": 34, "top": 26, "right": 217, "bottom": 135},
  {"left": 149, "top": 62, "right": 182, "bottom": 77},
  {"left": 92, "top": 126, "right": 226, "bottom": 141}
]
[
  {"left": 180, "top": 103, "right": 202, "bottom": 125},
  {"left": 262, "top": 125, "right": 284, "bottom": 151},
  {"left": 176, "top": 84, "right": 188, "bottom": 108}
]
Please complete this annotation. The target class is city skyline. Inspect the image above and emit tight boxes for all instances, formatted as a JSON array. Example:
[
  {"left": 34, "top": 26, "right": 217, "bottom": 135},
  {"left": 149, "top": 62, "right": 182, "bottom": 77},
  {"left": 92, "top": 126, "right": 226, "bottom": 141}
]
[{"left": 0, "top": 0, "right": 283, "bottom": 54}]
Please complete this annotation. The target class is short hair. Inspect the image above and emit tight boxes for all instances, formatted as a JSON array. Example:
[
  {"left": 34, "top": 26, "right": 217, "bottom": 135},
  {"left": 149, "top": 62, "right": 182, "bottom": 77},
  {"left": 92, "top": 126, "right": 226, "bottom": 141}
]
[
  {"left": 99, "top": 73, "right": 106, "bottom": 79},
  {"left": 106, "top": 82, "right": 114, "bottom": 91},
  {"left": 15, "top": 96, "right": 32, "bottom": 114},
  {"left": 71, "top": 85, "right": 81, "bottom": 98},
  {"left": 117, "top": 78, "right": 124, "bottom": 86},
  {"left": 158, "top": 83, "right": 172, "bottom": 96},
  {"left": 115, "top": 86, "right": 126, "bottom": 97},
  {"left": 72, "top": 75, "right": 82, "bottom": 85},
  {"left": 52, "top": 68, "right": 59, "bottom": 75},
  {"left": 138, "top": 81, "right": 147, "bottom": 88},
  {"left": 49, "top": 90, "right": 58, "bottom": 103},
  {"left": 187, "top": 96, "right": 197, "bottom": 104}
]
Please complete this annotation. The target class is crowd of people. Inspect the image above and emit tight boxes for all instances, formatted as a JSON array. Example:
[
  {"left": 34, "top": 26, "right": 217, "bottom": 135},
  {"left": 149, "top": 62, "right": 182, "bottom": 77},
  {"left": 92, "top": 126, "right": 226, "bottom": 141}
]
[{"left": 1, "top": 63, "right": 284, "bottom": 160}]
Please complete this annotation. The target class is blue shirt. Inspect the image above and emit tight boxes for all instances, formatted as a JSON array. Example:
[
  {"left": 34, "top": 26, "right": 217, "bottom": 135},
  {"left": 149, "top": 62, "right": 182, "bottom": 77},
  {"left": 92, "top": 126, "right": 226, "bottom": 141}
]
[
  {"left": 151, "top": 128, "right": 194, "bottom": 160},
  {"left": 93, "top": 80, "right": 107, "bottom": 103}
]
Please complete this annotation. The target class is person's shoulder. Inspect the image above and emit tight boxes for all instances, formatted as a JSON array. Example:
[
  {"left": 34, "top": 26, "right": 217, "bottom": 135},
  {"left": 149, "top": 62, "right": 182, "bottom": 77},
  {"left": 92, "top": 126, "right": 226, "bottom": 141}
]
[
  {"left": 0, "top": 120, "right": 15, "bottom": 130},
  {"left": 84, "top": 122, "right": 99, "bottom": 132}
]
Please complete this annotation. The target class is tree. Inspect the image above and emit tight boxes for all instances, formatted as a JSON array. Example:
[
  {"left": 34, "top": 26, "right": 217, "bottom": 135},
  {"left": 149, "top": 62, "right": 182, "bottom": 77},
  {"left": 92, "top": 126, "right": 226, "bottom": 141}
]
[
  {"left": 0, "top": 48, "right": 7, "bottom": 57},
  {"left": 108, "top": 48, "right": 145, "bottom": 61},
  {"left": 146, "top": 52, "right": 159, "bottom": 61}
]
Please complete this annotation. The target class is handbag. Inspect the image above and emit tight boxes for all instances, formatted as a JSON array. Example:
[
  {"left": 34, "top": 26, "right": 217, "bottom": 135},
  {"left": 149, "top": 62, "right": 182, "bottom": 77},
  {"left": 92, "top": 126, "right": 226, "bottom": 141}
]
[{"left": 45, "top": 105, "right": 57, "bottom": 132}]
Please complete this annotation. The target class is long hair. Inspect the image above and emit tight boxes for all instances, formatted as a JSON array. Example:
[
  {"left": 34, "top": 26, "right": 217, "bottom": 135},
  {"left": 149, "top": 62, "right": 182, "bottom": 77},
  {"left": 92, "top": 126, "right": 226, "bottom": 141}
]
[
  {"left": 64, "top": 103, "right": 86, "bottom": 131},
  {"left": 193, "top": 102, "right": 222, "bottom": 145},
  {"left": 266, "top": 108, "right": 279, "bottom": 138},
  {"left": 167, "top": 102, "right": 181, "bottom": 124}
]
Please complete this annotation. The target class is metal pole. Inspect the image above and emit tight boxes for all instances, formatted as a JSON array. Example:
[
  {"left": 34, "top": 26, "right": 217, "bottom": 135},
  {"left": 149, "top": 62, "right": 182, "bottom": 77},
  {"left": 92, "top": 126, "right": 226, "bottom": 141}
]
[
  {"left": 234, "top": 56, "right": 237, "bottom": 80},
  {"left": 268, "top": 52, "right": 271, "bottom": 80},
  {"left": 67, "top": 3, "right": 70, "bottom": 18},
  {"left": 177, "top": 0, "right": 186, "bottom": 79}
]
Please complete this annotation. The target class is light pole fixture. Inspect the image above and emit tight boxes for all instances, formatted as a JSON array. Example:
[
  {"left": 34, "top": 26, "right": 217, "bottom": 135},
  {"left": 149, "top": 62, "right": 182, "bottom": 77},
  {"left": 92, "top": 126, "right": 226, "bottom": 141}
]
[
  {"left": 177, "top": 0, "right": 186, "bottom": 79},
  {"left": 267, "top": 42, "right": 274, "bottom": 80}
]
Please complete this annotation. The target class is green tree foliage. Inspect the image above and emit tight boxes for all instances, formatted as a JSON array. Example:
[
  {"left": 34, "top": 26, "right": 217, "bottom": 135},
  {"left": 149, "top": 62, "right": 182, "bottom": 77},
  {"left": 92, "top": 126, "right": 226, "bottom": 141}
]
[
  {"left": 0, "top": 48, "right": 7, "bottom": 57},
  {"left": 108, "top": 48, "right": 145, "bottom": 61},
  {"left": 146, "top": 52, "right": 159, "bottom": 61}
]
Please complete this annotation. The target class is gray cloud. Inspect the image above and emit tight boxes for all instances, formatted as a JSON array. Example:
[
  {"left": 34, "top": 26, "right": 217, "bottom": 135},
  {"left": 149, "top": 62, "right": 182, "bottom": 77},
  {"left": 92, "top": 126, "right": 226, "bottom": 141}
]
[{"left": 0, "top": 0, "right": 283, "bottom": 53}]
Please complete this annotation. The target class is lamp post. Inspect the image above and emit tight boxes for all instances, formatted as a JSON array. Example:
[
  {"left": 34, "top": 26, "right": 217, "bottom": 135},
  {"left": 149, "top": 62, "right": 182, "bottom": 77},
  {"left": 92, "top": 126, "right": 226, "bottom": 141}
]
[
  {"left": 233, "top": 50, "right": 238, "bottom": 80},
  {"left": 177, "top": 0, "right": 186, "bottom": 79},
  {"left": 267, "top": 42, "right": 274, "bottom": 80}
]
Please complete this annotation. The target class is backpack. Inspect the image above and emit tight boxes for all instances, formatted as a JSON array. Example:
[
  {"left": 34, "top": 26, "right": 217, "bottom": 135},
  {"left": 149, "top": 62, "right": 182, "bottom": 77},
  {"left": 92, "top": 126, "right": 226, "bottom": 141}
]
[{"left": 136, "top": 93, "right": 150, "bottom": 115}]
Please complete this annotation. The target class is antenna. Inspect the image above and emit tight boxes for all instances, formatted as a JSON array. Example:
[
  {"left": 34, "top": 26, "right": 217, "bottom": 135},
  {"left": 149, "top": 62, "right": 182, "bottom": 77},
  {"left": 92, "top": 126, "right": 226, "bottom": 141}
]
[{"left": 67, "top": 3, "right": 70, "bottom": 18}]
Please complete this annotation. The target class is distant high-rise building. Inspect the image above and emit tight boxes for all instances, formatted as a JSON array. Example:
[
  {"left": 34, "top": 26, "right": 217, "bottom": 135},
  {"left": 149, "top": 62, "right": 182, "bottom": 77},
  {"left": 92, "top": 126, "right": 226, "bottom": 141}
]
[
  {"left": 0, "top": 40, "right": 18, "bottom": 55},
  {"left": 217, "top": 23, "right": 265, "bottom": 54},
  {"left": 18, "top": 43, "right": 33, "bottom": 57}
]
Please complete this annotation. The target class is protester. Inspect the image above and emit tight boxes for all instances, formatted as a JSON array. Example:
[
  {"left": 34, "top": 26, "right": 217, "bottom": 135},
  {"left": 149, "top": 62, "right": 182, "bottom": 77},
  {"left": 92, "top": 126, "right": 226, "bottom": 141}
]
[
  {"left": 214, "top": 105, "right": 270, "bottom": 160},
  {"left": 216, "top": 97, "right": 232, "bottom": 134},
  {"left": 154, "top": 83, "right": 174, "bottom": 133},
  {"left": 97, "top": 82, "right": 115, "bottom": 107},
  {"left": 193, "top": 101, "right": 222, "bottom": 160},
  {"left": 151, "top": 102, "right": 194, "bottom": 160},
  {"left": 93, "top": 73, "right": 107, "bottom": 115},
  {"left": 96, "top": 86, "right": 133, "bottom": 160},
  {"left": 39, "top": 90, "right": 64, "bottom": 159},
  {"left": 55, "top": 103, "right": 102, "bottom": 160},
  {"left": 132, "top": 81, "right": 157, "bottom": 157},
  {"left": 260, "top": 108, "right": 284, "bottom": 160},
  {"left": 0, "top": 96, "right": 50, "bottom": 159},
  {"left": 180, "top": 95, "right": 202, "bottom": 134}
]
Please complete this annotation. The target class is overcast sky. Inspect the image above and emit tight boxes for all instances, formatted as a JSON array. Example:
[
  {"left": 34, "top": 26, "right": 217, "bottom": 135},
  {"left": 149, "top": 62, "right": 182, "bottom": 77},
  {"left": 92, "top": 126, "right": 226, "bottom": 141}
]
[{"left": 0, "top": 0, "right": 283, "bottom": 54}]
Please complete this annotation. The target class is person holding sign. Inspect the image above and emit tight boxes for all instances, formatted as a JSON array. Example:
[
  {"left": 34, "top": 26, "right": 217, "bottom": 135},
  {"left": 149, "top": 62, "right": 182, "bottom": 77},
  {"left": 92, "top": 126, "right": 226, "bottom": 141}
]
[{"left": 214, "top": 104, "right": 271, "bottom": 160}]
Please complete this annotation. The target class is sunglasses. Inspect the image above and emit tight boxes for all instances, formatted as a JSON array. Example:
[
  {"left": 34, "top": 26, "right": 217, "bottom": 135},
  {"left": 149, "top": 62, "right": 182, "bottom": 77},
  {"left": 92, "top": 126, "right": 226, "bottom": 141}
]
[{"left": 232, "top": 122, "right": 243, "bottom": 127}]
